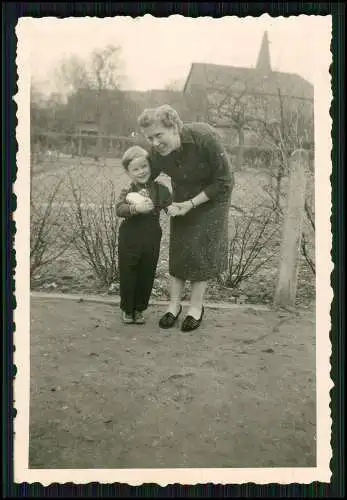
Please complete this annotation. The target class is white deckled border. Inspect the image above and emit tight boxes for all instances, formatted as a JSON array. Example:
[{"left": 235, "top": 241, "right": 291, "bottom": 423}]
[{"left": 13, "top": 14, "right": 333, "bottom": 486}]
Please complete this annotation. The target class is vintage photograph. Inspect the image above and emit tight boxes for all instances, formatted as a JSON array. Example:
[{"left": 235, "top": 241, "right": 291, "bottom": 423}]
[{"left": 14, "top": 14, "right": 332, "bottom": 484}]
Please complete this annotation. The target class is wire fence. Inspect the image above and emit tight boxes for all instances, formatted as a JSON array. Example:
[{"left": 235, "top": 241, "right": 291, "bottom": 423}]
[
  {"left": 29, "top": 129, "right": 315, "bottom": 305},
  {"left": 30, "top": 129, "right": 314, "bottom": 211},
  {"left": 31, "top": 131, "right": 148, "bottom": 167},
  {"left": 31, "top": 130, "right": 314, "bottom": 171}
]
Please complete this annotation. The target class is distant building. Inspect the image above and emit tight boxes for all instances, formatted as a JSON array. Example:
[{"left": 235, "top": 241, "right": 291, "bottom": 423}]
[
  {"left": 183, "top": 31, "right": 314, "bottom": 147},
  {"left": 124, "top": 89, "right": 191, "bottom": 123},
  {"left": 66, "top": 87, "right": 189, "bottom": 137}
]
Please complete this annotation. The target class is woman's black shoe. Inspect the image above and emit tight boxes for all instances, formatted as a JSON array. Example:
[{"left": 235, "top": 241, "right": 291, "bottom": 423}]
[
  {"left": 181, "top": 306, "right": 205, "bottom": 332},
  {"left": 159, "top": 305, "right": 183, "bottom": 329}
]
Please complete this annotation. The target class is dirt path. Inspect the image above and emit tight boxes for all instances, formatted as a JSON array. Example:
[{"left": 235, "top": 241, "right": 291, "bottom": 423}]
[{"left": 29, "top": 297, "right": 316, "bottom": 469}]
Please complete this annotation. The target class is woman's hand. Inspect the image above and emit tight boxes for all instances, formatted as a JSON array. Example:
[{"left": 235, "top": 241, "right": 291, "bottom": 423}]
[
  {"left": 166, "top": 204, "right": 181, "bottom": 217},
  {"left": 171, "top": 200, "right": 193, "bottom": 216}
]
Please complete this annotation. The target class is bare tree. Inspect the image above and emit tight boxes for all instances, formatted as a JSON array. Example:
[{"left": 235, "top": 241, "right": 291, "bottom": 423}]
[
  {"left": 251, "top": 89, "right": 314, "bottom": 211},
  {"left": 207, "top": 81, "right": 252, "bottom": 169},
  {"left": 187, "top": 70, "right": 314, "bottom": 181},
  {"left": 54, "top": 45, "right": 125, "bottom": 94},
  {"left": 54, "top": 55, "right": 89, "bottom": 96},
  {"left": 53, "top": 45, "right": 126, "bottom": 158},
  {"left": 204, "top": 82, "right": 314, "bottom": 216},
  {"left": 189, "top": 74, "right": 259, "bottom": 169},
  {"left": 189, "top": 72, "right": 315, "bottom": 276}
]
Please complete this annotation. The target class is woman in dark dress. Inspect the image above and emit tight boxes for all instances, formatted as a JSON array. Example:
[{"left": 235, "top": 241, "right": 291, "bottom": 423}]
[{"left": 137, "top": 105, "right": 234, "bottom": 332}]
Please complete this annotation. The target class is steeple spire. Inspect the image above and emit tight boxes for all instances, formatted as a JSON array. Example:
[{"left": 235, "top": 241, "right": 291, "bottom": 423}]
[{"left": 256, "top": 31, "right": 272, "bottom": 73}]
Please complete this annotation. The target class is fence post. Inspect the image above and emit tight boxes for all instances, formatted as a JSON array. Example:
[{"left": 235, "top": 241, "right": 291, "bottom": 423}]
[
  {"left": 78, "top": 135, "right": 83, "bottom": 157},
  {"left": 274, "top": 149, "right": 308, "bottom": 308}
]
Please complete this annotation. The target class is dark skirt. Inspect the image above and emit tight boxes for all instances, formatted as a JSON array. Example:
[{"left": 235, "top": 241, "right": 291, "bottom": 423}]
[{"left": 169, "top": 199, "right": 229, "bottom": 281}]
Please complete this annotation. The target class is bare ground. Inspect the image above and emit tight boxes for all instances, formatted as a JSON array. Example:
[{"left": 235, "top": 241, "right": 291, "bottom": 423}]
[{"left": 29, "top": 296, "right": 316, "bottom": 469}]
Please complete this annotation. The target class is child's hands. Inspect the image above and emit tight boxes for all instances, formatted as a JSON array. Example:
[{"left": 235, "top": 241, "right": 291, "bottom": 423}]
[
  {"left": 126, "top": 192, "right": 154, "bottom": 214},
  {"left": 135, "top": 198, "right": 154, "bottom": 213}
]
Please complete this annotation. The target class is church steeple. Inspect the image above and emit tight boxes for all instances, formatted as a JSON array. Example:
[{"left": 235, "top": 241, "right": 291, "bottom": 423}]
[{"left": 256, "top": 31, "right": 272, "bottom": 73}]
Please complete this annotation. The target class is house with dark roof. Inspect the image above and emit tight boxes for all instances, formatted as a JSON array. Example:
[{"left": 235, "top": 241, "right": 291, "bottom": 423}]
[{"left": 183, "top": 31, "right": 314, "bottom": 147}]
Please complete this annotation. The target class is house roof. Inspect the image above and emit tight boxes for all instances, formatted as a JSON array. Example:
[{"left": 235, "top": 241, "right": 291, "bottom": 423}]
[
  {"left": 183, "top": 62, "right": 314, "bottom": 101},
  {"left": 183, "top": 31, "right": 313, "bottom": 101}
]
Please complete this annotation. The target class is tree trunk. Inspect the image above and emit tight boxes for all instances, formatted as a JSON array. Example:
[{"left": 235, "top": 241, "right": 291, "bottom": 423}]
[
  {"left": 235, "top": 127, "right": 244, "bottom": 170},
  {"left": 274, "top": 163, "right": 284, "bottom": 216},
  {"left": 95, "top": 133, "right": 102, "bottom": 161}
]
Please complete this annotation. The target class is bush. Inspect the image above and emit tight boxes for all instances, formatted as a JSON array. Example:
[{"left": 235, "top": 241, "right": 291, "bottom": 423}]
[
  {"left": 262, "top": 165, "right": 316, "bottom": 276},
  {"left": 30, "top": 178, "right": 74, "bottom": 283},
  {"left": 221, "top": 203, "right": 281, "bottom": 289},
  {"left": 68, "top": 176, "right": 120, "bottom": 286}
]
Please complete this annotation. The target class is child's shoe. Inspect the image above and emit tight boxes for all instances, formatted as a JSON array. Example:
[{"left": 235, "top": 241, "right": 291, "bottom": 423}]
[
  {"left": 122, "top": 311, "right": 134, "bottom": 324},
  {"left": 134, "top": 311, "right": 145, "bottom": 324}
]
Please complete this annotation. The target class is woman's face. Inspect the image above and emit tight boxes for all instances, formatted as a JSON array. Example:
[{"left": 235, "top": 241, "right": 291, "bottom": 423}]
[{"left": 142, "top": 122, "right": 180, "bottom": 156}]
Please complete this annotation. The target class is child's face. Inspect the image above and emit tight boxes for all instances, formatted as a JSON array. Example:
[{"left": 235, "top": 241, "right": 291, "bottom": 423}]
[{"left": 127, "top": 156, "right": 151, "bottom": 184}]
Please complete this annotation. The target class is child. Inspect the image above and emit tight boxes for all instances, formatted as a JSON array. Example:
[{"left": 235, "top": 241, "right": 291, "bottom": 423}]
[{"left": 116, "top": 145, "right": 172, "bottom": 325}]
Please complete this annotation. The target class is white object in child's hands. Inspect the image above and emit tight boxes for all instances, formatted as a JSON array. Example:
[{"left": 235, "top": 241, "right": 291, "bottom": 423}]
[
  {"left": 126, "top": 192, "right": 148, "bottom": 205},
  {"left": 126, "top": 191, "right": 154, "bottom": 213}
]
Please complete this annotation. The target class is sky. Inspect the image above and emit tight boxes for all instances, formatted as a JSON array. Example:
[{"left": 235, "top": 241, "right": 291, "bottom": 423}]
[{"left": 23, "top": 14, "right": 331, "bottom": 94}]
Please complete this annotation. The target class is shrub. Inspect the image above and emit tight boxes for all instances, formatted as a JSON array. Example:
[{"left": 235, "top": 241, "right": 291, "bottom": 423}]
[
  {"left": 262, "top": 165, "right": 316, "bottom": 276},
  {"left": 221, "top": 203, "right": 281, "bottom": 289},
  {"left": 67, "top": 176, "right": 120, "bottom": 286},
  {"left": 30, "top": 178, "right": 73, "bottom": 282}
]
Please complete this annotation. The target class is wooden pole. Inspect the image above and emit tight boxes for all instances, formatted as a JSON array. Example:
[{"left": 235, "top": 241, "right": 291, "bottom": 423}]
[
  {"left": 236, "top": 128, "right": 245, "bottom": 170},
  {"left": 274, "top": 149, "right": 308, "bottom": 308},
  {"left": 78, "top": 135, "right": 82, "bottom": 157}
]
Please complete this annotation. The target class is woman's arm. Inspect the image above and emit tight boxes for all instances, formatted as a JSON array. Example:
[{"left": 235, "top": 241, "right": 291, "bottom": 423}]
[
  {"left": 173, "top": 128, "right": 234, "bottom": 215},
  {"left": 201, "top": 130, "right": 235, "bottom": 201}
]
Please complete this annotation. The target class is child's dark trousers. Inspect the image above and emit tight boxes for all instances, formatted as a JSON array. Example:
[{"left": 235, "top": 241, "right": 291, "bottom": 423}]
[{"left": 118, "top": 216, "right": 162, "bottom": 316}]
